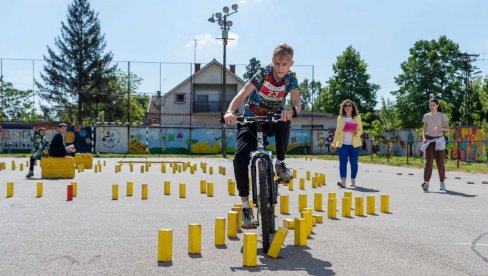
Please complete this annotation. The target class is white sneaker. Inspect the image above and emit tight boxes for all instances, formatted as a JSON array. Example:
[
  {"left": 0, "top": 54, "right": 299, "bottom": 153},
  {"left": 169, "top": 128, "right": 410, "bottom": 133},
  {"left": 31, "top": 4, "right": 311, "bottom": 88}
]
[{"left": 440, "top": 182, "right": 446, "bottom": 191}]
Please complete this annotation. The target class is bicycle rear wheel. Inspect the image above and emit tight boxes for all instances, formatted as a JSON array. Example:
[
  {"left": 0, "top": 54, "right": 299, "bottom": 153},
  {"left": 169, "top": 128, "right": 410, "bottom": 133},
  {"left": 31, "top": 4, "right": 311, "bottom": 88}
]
[{"left": 257, "top": 158, "right": 271, "bottom": 253}]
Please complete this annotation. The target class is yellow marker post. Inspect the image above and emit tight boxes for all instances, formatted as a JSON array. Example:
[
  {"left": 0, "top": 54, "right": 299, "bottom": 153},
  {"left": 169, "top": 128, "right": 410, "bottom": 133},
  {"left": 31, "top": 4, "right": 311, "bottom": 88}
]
[
  {"left": 268, "top": 227, "right": 288, "bottom": 258},
  {"left": 288, "top": 179, "right": 294, "bottom": 191},
  {"left": 283, "top": 218, "right": 295, "bottom": 229},
  {"left": 313, "top": 214, "right": 323, "bottom": 223},
  {"left": 314, "top": 192, "right": 323, "bottom": 211},
  {"left": 140, "top": 165, "right": 145, "bottom": 173},
  {"left": 243, "top": 233, "right": 257, "bottom": 267},
  {"left": 328, "top": 192, "right": 336, "bottom": 199},
  {"left": 301, "top": 208, "right": 313, "bottom": 236},
  {"left": 232, "top": 206, "right": 242, "bottom": 232},
  {"left": 280, "top": 195, "right": 289, "bottom": 214},
  {"left": 161, "top": 165, "right": 166, "bottom": 173},
  {"left": 327, "top": 198, "right": 337, "bottom": 219},
  {"left": 367, "top": 195, "right": 376, "bottom": 215},
  {"left": 188, "top": 224, "right": 201, "bottom": 254},
  {"left": 164, "top": 181, "right": 171, "bottom": 195},
  {"left": 207, "top": 182, "right": 214, "bottom": 197},
  {"left": 71, "top": 182, "right": 77, "bottom": 197},
  {"left": 129, "top": 164, "right": 133, "bottom": 172},
  {"left": 294, "top": 218, "right": 307, "bottom": 246},
  {"left": 342, "top": 197, "right": 351, "bottom": 217},
  {"left": 298, "top": 194, "right": 307, "bottom": 212},
  {"left": 112, "top": 184, "right": 118, "bottom": 200},
  {"left": 7, "top": 182, "right": 14, "bottom": 198},
  {"left": 20, "top": 163, "right": 24, "bottom": 171},
  {"left": 200, "top": 180, "right": 207, "bottom": 194},
  {"left": 311, "top": 177, "right": 317, "bottom": 188},
  {"left": 355, "top": 196, "right": 364, "bottom": 216},
  {"left": 36, "top": 182, "right": 43, "bottom": 198},
  {"left": 142, "top": 184, "right": 148, "bottom": 200},
  {"left": 306, "top": 171, "right": 311, "bottom": 181},
  {"left": 127, "top": 182, "right": 133, "bottom": 196},
  {"left": 227, "top": 211, "right": 238, "bottom": 238},
  {"left": 215, "top": 217, "right": 226, "bottom": 246},
  {"left": 293, "top": 169, "right": 297, "bottom": 178},
  {"left": 299, "top": 178, "right": 305, "bottom": 190},
  {"left": 228, "top": 181, "right": 236, "bottom": 196},
  {"left": 11, "top": 161, "right": 16, "bottom": 170},
  {"left": 209, "top": 166, "right": 213, "bottom": 175},
  {"left": 179, "top": 183, "right": 186, "bottom": 199},
  {"left": 381, "top": 194, "right": 390, "bottom": 213},
  {"left": 158, "top": 229, "right": 172, "bottom": 262}
]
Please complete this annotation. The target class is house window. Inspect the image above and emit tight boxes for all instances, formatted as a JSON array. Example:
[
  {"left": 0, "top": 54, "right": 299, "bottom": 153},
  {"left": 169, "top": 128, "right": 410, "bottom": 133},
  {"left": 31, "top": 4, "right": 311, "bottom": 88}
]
[
  {"left": 175, "top": 93, "right": 185, "bottom": 104},
  {"left": 196, "top": 94, "right": 209, "bottom": 103}
]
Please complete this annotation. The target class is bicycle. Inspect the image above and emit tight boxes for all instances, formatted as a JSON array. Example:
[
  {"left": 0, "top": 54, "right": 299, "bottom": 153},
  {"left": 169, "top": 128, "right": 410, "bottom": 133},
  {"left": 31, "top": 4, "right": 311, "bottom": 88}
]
[{"left": 221, "top": 109, "right": 297, "bottom": 253}]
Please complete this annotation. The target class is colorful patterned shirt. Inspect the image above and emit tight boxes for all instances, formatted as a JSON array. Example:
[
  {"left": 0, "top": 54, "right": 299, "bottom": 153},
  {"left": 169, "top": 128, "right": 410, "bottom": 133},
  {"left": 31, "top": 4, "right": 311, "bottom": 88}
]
[{"left": 244, "top": 65, "right": 299, "bottom": 116}]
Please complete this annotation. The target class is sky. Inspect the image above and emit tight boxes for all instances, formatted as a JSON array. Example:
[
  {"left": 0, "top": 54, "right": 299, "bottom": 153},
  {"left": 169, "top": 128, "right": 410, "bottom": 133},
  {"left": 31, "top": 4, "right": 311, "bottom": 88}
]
[{"left": 1, "top": 0, "right": 488, "bottom": 109}]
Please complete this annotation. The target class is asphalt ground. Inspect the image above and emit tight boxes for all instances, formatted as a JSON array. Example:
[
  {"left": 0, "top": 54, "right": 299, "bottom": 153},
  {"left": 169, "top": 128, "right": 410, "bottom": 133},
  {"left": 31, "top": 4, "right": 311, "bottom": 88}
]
[{"left": 0, "top": 157, "right": 487, "bottom": 275}]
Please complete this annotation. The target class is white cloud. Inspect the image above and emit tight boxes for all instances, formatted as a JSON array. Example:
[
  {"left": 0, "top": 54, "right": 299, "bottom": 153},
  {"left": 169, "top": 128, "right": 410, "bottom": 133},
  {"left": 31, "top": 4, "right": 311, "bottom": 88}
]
[{"left": 186, "top": 32, "right": 239, "bottom": 49}]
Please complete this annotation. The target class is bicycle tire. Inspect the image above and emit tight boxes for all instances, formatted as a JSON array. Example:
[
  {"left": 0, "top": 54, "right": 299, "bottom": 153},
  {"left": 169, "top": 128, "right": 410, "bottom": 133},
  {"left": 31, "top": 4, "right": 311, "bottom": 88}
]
[{"left": 258, "top": 158, "right": 271, "bottom": 253}]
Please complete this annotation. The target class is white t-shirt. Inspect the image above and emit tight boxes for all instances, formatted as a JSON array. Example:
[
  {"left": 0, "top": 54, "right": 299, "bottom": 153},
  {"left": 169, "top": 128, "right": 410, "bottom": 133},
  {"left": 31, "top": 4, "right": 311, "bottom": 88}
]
[
  {"left": 343, "top": 117, "right": 354, "bottom": 145},
  {"left": 422, "top": 112, "right": 449, "bottom": 137}
]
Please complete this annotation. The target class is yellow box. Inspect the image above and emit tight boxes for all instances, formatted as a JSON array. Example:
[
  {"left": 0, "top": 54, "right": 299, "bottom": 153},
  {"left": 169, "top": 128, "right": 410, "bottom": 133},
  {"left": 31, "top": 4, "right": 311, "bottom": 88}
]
[
  {"left": 313, "top": 214, "right": 323, "bottom": 223},
  {"left": 74, "top": 153, "right": 93, "bottom": 169},
  {"left": 268, "top": 227, "right": 288, "bottom": 258},
  {"left": 283, "top": 218, "right": 295, "bottom": 229},
  {"left": 41, "top": 157, "right": 75, "bottom": 179}
]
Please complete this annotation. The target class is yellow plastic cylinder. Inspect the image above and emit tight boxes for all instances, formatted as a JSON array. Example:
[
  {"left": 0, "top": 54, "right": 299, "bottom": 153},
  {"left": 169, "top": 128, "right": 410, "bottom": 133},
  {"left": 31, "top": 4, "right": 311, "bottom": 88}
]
[
  {"left": 381, "top": 194, "right": 390, "bottom": 213},
  {"left": 112, "top": 184, "right": 118, "bottom": 200},
  {"left": 232, "top": 206, "right": 242, "bottom": 232},
  {"left": 314, "top": 193, "right": 323, "bottom": 211},
  {"left": 20, "top": 163, "right": 24, "bottom": 171},
  {"left": 243, "top": 233, "right": 257, "bottom": 267},
  {"left": 209, "top": 166, "right": 213, "bottom": 175},
  {"left": 227, "top": 211, "right": 238, "bottom": 238},
  {"left": 215, "top": 217, "right": 226, "bottom": 246},
  {"left": 200, "top": 180, "right": 207, "bottom": 194},
  {"left": 36, "top": 182, "right": 43, "bottom": 198},
  {"left": 313, "top": 214, "right": 323, "bottom": 223},
  {"left": 355, "top": 196, "right": 364, "bottom": 216},
  {"left": 207, "top": 182, "right": 214, "bottom": 197},
  {"left": 158, "top": 229, "right": 172, "bottom": 262},
  {"left": 268, "top": 227, "right": 288, "bottom": 258},
  {"left": 293, "top": 169, "right": 297, "bottom": 178},
  {"left": 280, "top": 195, "right": 289, "bottom": 214},
  {"left": 228, "top": 181, "right": 236, "bottom": 196},
  {"left": 129, "top": 164, "right": 133, "bottom": 172},
  {"left": 306, "top": 171, "right": 311, "bottom": 180},
  {"left": 161, "top": 165, "right": 166, "bottom": 173},
  {"left": 288, "top": 179, "right": 294, "bottom": 191},
  {"left": 367, "top": 195, "right": 376, "bottom": 215},
  {"left": 327, "top": 198, "right": 337, "bottom": 219},
  {"left": 179, "top": 183, "right": 186, "bottom": 198},
  {"left": 188, "top": 224, "right": 201, "bottom": 254},
  {"left": 328, "top": 192, "right": 336, "bottom": 199},
  {"left": 127, "top": 182, "right": 133, "bottom": 196},
  {"left": 7, "top": 182, "right": 14, "bottom": 198},
  {"left": 68, "top": 181, "right": 75, "bottom": 197},
  {"left": 342, "top": 197, "right": 351, "bottom": 217},
  {"left": 142, "top": 184, "right": 148, "bottom": 200},
  {"left": 298, "top": 194, "right": 307, "bottom": 212},
  {"left": 299, "top": 178, "right": 305, "bottom": 190},
  {"left": 344, "top": 191, "right": 353, "bottom": 199},
  {"left": 301, "top": 208, "right": 313, "bottom": 236},
  {"left": 312, "top": 177, "right": 317, "bottom": 188},
  {"left": 294, "top": 218, "right": 307, "bottom": 246},
  {"left": 164, "top": 181, "right": 171, "bottom": 195},
  {"left": 283, "top": 218, "right": 295, "bottom": 229},
  {"left": 140, "top": 165, "right": 145, "bottom": 173}
]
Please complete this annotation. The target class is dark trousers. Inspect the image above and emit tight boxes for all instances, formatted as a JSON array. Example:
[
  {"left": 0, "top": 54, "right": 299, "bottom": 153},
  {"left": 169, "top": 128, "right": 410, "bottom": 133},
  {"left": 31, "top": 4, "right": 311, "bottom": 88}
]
[
  {"left": 424, "top": 135, "right": 446, "bottom": 182},
  {"left": 29, "top": 156, "right": 36, "bottom": 172},
  {"left": 233, "top": 121, "right": 290, "bottom": 197}
]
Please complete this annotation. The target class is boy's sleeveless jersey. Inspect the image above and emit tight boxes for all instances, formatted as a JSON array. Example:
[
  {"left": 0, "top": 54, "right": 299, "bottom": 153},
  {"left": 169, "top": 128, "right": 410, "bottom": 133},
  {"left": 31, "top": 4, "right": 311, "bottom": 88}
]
[{"left": 244, "top": 65, "right": 298, "bottom": 116}]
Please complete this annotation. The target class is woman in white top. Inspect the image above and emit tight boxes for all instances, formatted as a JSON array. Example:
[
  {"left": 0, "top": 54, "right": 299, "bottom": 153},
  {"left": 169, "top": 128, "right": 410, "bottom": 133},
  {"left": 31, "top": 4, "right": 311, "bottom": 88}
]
[{"left": 421, "top": 98, "right": 450, "bottom": 192}]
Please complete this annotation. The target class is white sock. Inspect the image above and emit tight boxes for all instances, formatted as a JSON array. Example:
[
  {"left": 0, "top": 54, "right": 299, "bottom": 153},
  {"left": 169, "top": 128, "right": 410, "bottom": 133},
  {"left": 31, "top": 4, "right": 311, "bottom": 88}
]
[
  {"left": 275, "top": 159, "right": 284, "bottom": 166},
  {"left": 242, "top": 201, "right": 251, "bottom": 208}
]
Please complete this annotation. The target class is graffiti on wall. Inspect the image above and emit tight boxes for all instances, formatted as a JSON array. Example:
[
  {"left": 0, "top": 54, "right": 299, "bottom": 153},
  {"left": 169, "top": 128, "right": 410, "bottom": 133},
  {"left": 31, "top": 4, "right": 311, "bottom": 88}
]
[
  {"left": 451, "top": 127, "right": 487, "bottom": 161},
  {"left": 0, "top": 125, "right": 32, "bottom": 153},
  {"left": 161, "top": 129, "right": 190, "bottom": 154},
  {"left": 96, "top": 127, "right": 128, "bottom": 154}
]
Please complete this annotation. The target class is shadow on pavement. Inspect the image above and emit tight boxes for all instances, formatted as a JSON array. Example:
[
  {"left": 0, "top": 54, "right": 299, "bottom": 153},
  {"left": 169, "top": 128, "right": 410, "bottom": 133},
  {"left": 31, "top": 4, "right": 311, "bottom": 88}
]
[
  {"left": 345, "top": 186, "right": 380, "bottom": 193},
  {"left": 432, "top": 190, "right": 477, "bottom": 197},
  {"left": 229, "top": 245, "right": 335, "bottom": 275}
]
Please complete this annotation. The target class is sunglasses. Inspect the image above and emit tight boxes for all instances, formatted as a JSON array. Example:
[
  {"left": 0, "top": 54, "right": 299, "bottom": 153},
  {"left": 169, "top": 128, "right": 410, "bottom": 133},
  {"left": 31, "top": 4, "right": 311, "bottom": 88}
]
[{"left": 344, "top": 104, "right": 353, "bottom": 107}]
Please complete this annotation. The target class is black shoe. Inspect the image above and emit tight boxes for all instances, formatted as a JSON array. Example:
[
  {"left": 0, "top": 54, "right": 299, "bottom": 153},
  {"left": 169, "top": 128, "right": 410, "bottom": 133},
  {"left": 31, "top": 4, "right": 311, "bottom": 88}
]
[
  {"left": 26, "top": 171, "right": 34, "bottom": 179},
  {"left": 421, "top": 182, "right": 429, "bottom": 192},
  {"left": 337, "top": 181, "right": 345, "bottom": 188},
  {"left": 242, "top": 207, "right": 257, "bottom": 229}
]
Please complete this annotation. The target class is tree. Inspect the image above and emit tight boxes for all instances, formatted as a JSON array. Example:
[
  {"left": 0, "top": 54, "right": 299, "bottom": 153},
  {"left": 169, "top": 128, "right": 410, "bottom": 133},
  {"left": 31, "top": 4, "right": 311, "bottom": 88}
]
[
  {"left": 0, "top": 77, "right": 35, "bottom": 121},
  {"left": 37, "top": 0, "right": 117, "bottom": 124},
  {"left": 287, "top": 79, "right": 321, "bottom": 111},
  {"left": 243, "top": 58, "right": 261, "bottom": 81},
  {"left": 313, "top": 46, "right": 379, "bottom": 118},
  {"left": 392, "top": 36, "right": 478, "bottom": 128},
  {"left": 378, "top": 98, "right": 401, "bottom": 131}
]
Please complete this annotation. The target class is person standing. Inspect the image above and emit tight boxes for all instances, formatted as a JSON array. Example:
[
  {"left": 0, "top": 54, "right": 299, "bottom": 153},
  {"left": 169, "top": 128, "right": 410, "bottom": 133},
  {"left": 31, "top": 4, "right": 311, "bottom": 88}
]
[
  {"left": 420, "top": 99, "right": 450, "bottom": 192},
  {"left": 26, "top": 127, "right": 49, "bottom": 179},
  {"left": 331, "top": 100, "right": 363, "bottom": 188}
]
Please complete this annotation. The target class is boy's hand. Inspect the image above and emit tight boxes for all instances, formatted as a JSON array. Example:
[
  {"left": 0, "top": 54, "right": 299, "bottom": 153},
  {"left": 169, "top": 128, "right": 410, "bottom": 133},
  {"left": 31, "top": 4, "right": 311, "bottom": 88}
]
[
  {"left": 224, "top": 112, "right": 237, "bottom": 125},
  {"left": 280, "top": 109, "right": 293, "bottom": 122}
]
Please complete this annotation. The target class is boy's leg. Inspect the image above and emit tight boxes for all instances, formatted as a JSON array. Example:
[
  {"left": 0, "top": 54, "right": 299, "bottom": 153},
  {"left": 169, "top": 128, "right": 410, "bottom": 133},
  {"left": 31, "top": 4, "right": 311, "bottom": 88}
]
[
  {"left": 273, "top": 121, "right": 292, "bottom": 180},
  {"left": 233, "top": 124, "right": 258, "bottom": 228},
  {"left": 26, "top": 156, "right": 36, "bottom": 178}
]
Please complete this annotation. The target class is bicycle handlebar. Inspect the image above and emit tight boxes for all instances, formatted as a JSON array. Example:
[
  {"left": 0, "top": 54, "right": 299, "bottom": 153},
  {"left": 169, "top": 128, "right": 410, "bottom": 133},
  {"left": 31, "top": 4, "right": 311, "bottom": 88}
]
[{"left": 219, "top": 107, "right": 298, "bottom": 125}]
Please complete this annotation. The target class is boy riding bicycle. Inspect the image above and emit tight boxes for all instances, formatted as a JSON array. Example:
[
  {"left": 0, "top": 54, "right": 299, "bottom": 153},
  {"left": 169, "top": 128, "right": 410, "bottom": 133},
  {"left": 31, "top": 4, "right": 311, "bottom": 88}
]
[{"left": 223, "top": 43, "right": 301, "bottom": 229}]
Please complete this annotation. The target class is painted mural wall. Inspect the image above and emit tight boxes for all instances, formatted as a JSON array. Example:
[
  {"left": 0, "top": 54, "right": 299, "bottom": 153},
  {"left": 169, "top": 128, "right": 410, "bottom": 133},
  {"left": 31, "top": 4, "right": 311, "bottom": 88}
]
[{"left": 96, "top": 126, "right": 128, "bottom": 154}]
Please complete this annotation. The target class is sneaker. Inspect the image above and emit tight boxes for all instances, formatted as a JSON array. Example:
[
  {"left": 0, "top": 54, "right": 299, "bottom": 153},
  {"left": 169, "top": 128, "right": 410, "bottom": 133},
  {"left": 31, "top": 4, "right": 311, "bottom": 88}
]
[
  {"left": 275, "top": 163, "right": 292, "bottom": 181},
  {"left": 242, "top": 208, "right": 257, "bottom": 229},
  {"left": 337, "top": 181, "right": 345, "bottom": 188},
  {"left": 26, "top": 171, "right": 34, "bottom": 179},
  {"left": 440, "top": 182, "right": 446, "bottom": 191},
  {"left": 421, "top": 182, "right": 429, "bottom": 192}
]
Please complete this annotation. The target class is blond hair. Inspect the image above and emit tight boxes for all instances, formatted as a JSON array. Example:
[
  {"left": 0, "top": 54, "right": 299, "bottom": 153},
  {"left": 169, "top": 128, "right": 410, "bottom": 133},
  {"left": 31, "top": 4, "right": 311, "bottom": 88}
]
[{"left": 273, "top": 43, "right": 294, "bottom": 60}]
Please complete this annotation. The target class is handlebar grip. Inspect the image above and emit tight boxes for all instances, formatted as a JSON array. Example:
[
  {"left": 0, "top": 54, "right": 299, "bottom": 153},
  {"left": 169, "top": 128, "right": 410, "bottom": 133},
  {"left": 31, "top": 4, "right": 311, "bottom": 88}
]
[{"left": 292, "top": 106, "right": 298, "bottom": 118}]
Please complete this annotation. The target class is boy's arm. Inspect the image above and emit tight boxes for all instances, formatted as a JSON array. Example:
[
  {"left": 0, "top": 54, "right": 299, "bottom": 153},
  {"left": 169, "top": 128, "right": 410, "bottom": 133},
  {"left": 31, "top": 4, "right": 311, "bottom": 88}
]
[
  {"left": 281, "top": 89, "right": 301, "bottom": 121},
  {"left": 224, "top": 82, "right": 255, "bottom": 124}
]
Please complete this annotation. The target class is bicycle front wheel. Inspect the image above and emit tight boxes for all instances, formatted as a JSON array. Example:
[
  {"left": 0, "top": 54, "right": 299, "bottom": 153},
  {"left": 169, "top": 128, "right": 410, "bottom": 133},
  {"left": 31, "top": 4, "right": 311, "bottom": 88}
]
[{"left": 257, "top": 158, "right": 271, "bottom": 253}]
